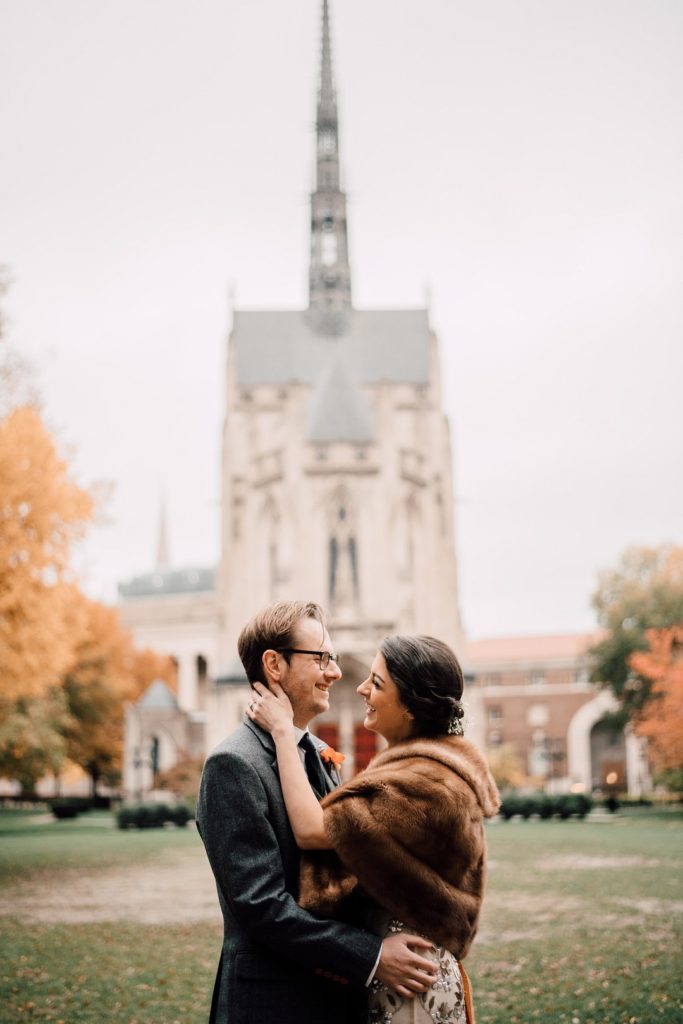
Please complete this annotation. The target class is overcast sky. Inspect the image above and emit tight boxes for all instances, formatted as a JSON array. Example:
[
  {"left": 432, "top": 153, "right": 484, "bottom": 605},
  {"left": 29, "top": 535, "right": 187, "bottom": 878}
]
[{"left": 1, "top": 0, "right": 681, "bottom": 639}]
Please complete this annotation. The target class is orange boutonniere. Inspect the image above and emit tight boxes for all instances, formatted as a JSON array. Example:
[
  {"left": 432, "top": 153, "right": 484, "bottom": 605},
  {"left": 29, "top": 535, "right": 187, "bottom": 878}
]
[{"left": 321, "top": 746, "right": 346, "bottom": 770}]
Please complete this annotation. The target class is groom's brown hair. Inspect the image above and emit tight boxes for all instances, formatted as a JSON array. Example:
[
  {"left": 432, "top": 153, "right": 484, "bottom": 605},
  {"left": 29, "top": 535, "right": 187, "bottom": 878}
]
[{"left": 237, "top": 600, "right": 325, "bottom": 686}]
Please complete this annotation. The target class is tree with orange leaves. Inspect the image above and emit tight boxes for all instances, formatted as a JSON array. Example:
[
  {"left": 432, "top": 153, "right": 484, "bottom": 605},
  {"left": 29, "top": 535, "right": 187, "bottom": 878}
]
[
  {"left": 589, "top": 545, "right": 683, "bottom": 721},
  {"left": 61, "top": 594, "right": 175, "bottom": 795},
  {"left": 630, "top": 626, "right": 683, "bottom": 790},
  {"left": 0, "top": 688, "right": 73, "bottom": 795},
  {"left": 0, "top": 406, "right": 93, "bottom": 702},
  {"left": 1, "top": 287, "right": 173, "bottom": 794}
]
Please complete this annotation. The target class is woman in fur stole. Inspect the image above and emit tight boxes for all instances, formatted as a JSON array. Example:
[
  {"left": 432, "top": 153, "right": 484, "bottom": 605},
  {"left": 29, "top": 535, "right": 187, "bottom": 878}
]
[{"left": 247, "top": 634, "right": 500, "bottom": 1024}]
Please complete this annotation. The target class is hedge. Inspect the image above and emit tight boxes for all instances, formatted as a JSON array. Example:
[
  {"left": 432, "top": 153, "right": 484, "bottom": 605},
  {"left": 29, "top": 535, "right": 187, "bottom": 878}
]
[
  {"left": 499, "top": 792, "right": 593, "bottom": 820},
  {"left": 116, "top": 803, "right": 193, "bottom": 829}
]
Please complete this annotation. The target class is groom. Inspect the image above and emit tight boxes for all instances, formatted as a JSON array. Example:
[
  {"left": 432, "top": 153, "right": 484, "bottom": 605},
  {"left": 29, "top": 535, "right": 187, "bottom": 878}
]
[{"left": 196, "top": 599, "right": 437, "bottom": 1023}]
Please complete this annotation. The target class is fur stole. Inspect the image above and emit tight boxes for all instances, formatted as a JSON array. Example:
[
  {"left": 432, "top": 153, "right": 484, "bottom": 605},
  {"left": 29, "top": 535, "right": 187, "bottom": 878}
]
[{"left": 299, "top": 735, "right": 500, "bottom": 958}]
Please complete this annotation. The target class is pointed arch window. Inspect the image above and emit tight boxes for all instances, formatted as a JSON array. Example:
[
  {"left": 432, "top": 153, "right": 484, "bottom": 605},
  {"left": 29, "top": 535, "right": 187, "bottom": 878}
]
[
  {"left": 261, "top": 494, "right": 282, "bottom": 601},
  {"left": 328, "top": 501, "right": 359, "bottom": 604}
]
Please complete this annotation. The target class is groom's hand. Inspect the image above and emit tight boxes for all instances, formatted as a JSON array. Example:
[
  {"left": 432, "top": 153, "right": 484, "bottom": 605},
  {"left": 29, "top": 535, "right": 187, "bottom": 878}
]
[{"left": 375, "top": 933, "right": 438, "bottom": 997}]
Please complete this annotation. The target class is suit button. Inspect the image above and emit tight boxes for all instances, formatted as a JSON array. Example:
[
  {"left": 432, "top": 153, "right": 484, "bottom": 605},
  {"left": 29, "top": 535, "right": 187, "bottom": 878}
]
[
  {"left": 332, "top": 974, "right": 340, "bottom": 981},
  {"left": 323, "top": 970, "right": 333, "bottom": 978}
]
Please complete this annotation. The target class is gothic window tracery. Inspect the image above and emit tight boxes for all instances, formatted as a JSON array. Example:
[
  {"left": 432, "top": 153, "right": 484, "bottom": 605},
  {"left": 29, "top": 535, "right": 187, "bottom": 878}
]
[
  {"left": 260, "top": 494, "right": 281, "bottom": 600},
  {"left": 327, "top": 489, "right": 359, "bottom": 609}
]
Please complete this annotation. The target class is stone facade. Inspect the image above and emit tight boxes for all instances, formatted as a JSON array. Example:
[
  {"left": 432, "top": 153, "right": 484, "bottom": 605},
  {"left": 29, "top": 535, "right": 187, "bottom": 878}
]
[
  {"left": 205, "top": 0, "right": 461, "bottom": 763},
  {"left": 118, "top": 1, "right": 643, "bottom": 797},
  {"left": 119, "top": 568, "right": 218, "bottom": 713}
]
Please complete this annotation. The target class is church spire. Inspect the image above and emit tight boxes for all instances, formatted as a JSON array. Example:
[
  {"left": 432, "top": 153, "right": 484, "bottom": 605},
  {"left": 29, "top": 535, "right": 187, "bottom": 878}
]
[
  {"left": 156, "top": 491, "right": 170, "bottom": 571},
  {"left": 308, "top": 0, "right": 351, "bottom": 332},
  {"left": 318, "top": 0, "right": 336, "bottom": 124}
]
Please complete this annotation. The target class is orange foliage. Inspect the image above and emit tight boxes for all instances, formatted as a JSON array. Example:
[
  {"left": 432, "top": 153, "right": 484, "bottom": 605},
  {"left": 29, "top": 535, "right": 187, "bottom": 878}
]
[
  {"left": 631, "top": 626, "right": 683, "bottom": 774},
  {"left": 0, "top": 399, "right": 176, "bottom": 792},
  {"left": 62, "top": 593, "right": 175, "bottom": 788},
  {"left": 154, "top": 752, "right": 203, "bottom": 798},
  {"left": 0, "top": 407, "right": 93, "bottom": 700}
]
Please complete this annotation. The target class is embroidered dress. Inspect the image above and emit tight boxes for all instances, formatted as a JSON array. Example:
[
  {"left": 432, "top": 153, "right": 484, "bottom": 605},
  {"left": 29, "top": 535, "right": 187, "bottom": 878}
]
[{"left": 367, "top": 917, "right": 467, "bottom": 1024}]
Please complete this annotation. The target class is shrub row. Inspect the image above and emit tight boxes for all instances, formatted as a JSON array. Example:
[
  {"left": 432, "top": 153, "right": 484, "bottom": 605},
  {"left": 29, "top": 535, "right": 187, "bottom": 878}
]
[
  {"left": 48, "top": 796, "right": 111, "bottom": 819},
  {"left": 116, "top": 803, "right": 193, "bottom": 829},
  {"left": 499, "top": 792, "right": 593, "bottom": 820}
]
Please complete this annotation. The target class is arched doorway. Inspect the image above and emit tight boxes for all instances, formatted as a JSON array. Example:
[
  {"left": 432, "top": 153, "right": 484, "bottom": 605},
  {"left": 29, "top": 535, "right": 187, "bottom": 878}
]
[
  {"left": 566, "top": 690, "right": 649, "bottom": 795},
  {"left": 590, "top": 718, "right": 627, "bottom": 792}
]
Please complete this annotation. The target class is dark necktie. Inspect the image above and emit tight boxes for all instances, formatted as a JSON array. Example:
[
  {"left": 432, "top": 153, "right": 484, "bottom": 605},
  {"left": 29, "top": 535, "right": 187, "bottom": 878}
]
[{"left": 298, "top": 734, "right": 328, "bottom": 798}]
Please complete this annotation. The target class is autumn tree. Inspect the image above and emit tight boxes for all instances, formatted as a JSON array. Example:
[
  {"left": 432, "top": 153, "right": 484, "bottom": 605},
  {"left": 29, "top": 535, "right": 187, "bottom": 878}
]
[
  {"left": 588, "top": 545, "right": 683, "bottom": 722},
  {"left": 62, "top": 595, "right": 175, "bottom": 795},
  {"left": 0, "top": 281, "right": 174, "bottom": 797},
  {"left": 630, "top": 626, "right": 683, "bottom": 791},
  {"left": 486, "top": 743, "right": 526, "bottom": 792},
  {"left": 0, "top": 408, "right": 93, "bottom": 702},
  {"left": 154, "top": 752, "right": 204, "bottom": 799},
  {"left": 0, "top": 689, "right": 73, "bottom": 795}
]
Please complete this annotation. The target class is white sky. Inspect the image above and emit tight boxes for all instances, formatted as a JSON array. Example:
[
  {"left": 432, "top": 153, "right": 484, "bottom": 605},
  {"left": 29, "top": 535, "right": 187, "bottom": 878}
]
[{"left": 1, "top": 0, "right": 682, "bottom": 639}]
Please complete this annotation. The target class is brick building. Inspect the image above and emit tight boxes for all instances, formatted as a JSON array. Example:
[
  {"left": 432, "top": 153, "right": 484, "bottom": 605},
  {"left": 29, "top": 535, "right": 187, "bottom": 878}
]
[{"left": 463, "top": 634, "right": 650, "bottom": 794}]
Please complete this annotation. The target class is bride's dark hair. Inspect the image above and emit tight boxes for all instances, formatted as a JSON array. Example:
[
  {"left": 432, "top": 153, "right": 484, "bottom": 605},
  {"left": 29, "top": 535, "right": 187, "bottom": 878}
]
[{"left": 379, "top": 634, "right": 465, "bottom": 738}]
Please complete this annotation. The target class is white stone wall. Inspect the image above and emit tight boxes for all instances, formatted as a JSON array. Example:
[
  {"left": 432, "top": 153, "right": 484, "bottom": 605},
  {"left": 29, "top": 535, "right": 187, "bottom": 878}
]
[
  {"left": 119, "top": 593, "right": 219, "bottom": 712},
  {"left": 218, "top": 325, "right": 462, "bottom": 671}
]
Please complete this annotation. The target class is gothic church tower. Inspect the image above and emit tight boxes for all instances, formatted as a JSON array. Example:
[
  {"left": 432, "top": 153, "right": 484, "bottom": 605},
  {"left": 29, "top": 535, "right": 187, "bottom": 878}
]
[{"left": 212, "top": 0, "right": 462, "bottom": 768}]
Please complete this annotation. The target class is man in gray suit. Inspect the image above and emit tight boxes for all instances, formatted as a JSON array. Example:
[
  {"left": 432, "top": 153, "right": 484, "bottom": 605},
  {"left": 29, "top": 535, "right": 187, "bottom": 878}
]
[{"left": 197, "top": 600, "right": 437, "bottom": 1023}]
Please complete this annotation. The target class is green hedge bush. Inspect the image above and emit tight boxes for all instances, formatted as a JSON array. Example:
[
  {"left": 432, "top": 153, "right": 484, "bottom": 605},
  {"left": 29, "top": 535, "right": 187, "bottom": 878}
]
[
  {"left": 116, "top": 803, "right": 194, "bottom": 829},
  {"left": 499, "top": 792, "right": 593, "bottom": 820},
  {"left": 49, "top": 797, "right": 92, "bottom": 820}
]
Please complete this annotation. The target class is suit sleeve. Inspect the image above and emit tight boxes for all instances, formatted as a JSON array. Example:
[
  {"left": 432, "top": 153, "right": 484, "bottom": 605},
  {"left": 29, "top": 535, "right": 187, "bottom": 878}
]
[{"left": 197, "top": 749, "right": 381, "bottom": 987}]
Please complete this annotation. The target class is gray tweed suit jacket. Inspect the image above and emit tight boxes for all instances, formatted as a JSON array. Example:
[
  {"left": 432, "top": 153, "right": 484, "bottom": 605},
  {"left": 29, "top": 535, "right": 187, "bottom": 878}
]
[{"left": 196, "top": 719, "right": 381, "bottom": 1024}]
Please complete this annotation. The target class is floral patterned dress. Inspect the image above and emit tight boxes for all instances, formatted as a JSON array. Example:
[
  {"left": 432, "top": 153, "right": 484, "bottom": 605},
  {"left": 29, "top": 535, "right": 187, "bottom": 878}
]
[{"left": 367, "top": 918, "right": 468, "bottom": 1024}]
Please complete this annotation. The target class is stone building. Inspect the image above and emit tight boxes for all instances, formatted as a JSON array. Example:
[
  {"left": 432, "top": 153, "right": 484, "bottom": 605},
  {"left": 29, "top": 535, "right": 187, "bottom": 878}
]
[
  {"left": 121, "top": 0, "right": 461, "bottom": 783},
  {"left": 119, "top": 0, "right": 641, "bottom": 796}
]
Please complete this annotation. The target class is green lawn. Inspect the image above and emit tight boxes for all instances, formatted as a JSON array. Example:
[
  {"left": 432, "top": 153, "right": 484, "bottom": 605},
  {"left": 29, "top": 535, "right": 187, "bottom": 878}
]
[
  {"left": 471, "top": 810, "right": 683, "bottom": 1024},
  {"left": 0, "top": 809, "right": 199, "bottom": 881},
  {"left": 0, "top": 808, "right": 681, "bottom": 1023}
]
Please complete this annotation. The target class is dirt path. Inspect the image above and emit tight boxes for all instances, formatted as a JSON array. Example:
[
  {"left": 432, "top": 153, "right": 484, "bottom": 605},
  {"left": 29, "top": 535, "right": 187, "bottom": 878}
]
[
  {"left": 6, "top": 842, "right": 677, "bottom": 931},
  {"left": 0, "top": 846, "right": 222, "bottom": 925}
]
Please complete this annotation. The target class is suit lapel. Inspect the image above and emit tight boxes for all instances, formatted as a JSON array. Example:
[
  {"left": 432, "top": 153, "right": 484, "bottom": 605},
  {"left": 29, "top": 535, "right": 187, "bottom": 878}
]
[
  {"left": 244, "top": 719, "right": 340, "bottom": 792},
  {"left": 243, "top": 719, "right": 280, "bottom": 774}
]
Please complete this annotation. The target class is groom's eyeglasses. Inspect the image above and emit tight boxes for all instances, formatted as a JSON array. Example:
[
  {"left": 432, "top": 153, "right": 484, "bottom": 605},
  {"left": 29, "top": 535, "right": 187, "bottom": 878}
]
[{"left": 277, "top": 648, "right": 340, "bottom": 670}]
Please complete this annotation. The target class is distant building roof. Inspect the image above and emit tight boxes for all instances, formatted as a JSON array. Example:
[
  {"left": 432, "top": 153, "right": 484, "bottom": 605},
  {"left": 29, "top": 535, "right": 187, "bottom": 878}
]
[
  {"left": 232, "top": 308, "right": 430, "bottom": 389},
  {"left": 137, "top": 679, "right": 178, "bottom": 710},
  {"left": 307, "top": 356, "right": 375, "bottom": 443},
  {"left": 215, "top": 658, "right": 249, "bottom": 686},
  {"left": 119, "top": 566, "right": 216, "bottom": 599},
  {"left": 463, "top": 633, "right": 599, "bottom": 667}
]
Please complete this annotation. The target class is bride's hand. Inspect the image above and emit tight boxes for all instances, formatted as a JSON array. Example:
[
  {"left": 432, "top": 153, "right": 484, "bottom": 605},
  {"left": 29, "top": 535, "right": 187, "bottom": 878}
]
[{"left": 246, "top": 681, "right": 294, "bottom": 736}]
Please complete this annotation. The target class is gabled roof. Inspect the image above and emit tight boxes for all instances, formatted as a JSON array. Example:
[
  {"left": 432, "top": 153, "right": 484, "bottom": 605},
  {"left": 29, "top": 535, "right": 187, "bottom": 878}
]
[
  {"left": 307, "top": 356, "right": 374, "bottom": 443},
  {"left": 119, "top": 566, "right": 215, "bottom": 599},
  {"left": 215, "top": 658, "right": 249, "bottom": 686},
  {"left": 232, "top": 308, "right": 430, "bottom": 388},
  {"left": 137, "top": 679, "right": 178, "bottom": 710}
]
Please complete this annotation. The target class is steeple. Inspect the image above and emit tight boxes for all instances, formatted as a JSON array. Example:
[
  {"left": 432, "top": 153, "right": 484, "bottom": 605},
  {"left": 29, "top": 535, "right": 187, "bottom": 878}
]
[
  {"left": 308, "top": 0, "right": 351, "bottom": 333},
  {"left": 156, "top": 491, "right": 170, "bottom": 571}
]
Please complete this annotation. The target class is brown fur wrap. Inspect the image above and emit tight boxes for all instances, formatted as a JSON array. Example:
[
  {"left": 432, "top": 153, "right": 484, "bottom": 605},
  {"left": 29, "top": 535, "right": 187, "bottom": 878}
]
[{"left": 299, "top": 735, "right": 500, "bottom": 958}]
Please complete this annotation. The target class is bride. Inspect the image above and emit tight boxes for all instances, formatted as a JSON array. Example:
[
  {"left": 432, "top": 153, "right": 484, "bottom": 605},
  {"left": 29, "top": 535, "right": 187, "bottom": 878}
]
[{"left": 247, "top": 633, "right": 499, "bottom": 1024}]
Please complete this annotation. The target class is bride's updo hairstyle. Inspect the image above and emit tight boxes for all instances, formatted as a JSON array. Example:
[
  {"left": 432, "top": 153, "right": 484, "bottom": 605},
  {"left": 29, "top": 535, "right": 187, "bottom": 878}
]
[{"left": 379, "top": 634, "right": 465, "bottom": 738}]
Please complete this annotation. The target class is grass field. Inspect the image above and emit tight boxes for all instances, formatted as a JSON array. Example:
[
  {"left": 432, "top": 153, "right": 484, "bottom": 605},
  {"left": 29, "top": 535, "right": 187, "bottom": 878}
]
[{"left": 1, "top": 807, "right": 681, "bottom": 1023}]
